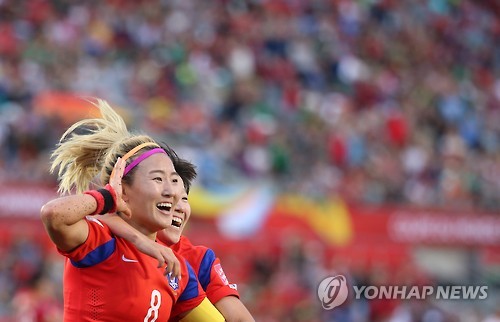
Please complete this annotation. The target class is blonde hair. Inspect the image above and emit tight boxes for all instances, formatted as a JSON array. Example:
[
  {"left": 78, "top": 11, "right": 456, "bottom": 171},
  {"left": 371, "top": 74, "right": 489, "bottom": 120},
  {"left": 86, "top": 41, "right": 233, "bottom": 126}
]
[{"left": 50, "top": 99, "right": 159, "bottom": 195}]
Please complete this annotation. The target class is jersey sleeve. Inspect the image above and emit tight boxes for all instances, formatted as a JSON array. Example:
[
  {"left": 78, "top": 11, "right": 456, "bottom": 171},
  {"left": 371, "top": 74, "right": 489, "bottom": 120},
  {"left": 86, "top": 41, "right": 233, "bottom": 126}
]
[
  {"left": 57, "top": 216, "right": 116, "bottom": 268},
  {"left": 198, "top": 249, "right": 240, "bottom": 304},
  {"left": 170, "top": 256, "right": 206, "bottom": 318}
]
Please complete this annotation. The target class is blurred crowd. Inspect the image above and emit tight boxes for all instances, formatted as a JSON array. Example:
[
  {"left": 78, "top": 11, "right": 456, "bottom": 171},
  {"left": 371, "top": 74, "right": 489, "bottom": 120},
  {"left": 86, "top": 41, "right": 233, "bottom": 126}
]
[
  {"left": 0, "top": 0, "right": 499, "bottom": 321},
  {"left": 0, "top": 0, "right": 499, "bottom": 210}
]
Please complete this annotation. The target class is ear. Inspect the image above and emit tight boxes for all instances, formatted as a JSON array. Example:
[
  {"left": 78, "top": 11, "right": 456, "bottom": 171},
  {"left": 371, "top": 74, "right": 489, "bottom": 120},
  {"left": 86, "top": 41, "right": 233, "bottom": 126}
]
[{"left": 121, "top": 184, "right": 130, "bottom": 203}]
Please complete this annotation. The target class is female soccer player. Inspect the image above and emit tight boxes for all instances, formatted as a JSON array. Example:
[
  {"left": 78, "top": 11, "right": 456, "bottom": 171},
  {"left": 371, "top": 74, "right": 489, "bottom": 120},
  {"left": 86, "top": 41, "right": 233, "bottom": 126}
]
[
  {"left": 40, "top": 99, "right": 223, "bottom": 321},
  {"left": 167, "top": 195, "right": 255, "bottom": 322},
  {"left": 101, "top": 147, "right": 255, "bottom": 322}
]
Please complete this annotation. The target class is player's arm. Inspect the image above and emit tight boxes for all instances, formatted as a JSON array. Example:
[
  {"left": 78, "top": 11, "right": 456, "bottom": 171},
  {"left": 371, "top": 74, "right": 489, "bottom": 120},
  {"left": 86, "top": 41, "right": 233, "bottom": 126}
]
[
  {"left": 40, "top": 193, "right": 94, "bottom": 251},
  {"left": 190, "top": 244, "right": 255, "bottom": 322},
  {"left": 178, "top": 298, "right": 225, "bottom": 322},
  {"left": 214, "top": 296, "right": 255, "bottom": 322},
  {"left": 170, "top": 254, "right": 224, "bottom": 322},
  {"left": 99, "top": 213, "right": 181, "bottom": 278},
  {"left": 40, "top": 157, "right": 128, "bottom": 252}
]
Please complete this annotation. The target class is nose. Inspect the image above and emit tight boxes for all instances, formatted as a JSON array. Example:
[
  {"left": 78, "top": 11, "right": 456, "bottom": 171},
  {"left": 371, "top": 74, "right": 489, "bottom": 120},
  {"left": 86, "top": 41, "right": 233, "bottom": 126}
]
[
  {"left": 162, "top": 180, "right": 181, "bottom": 204},
  {"left": 175, "top": 201, "right": 187, "bottom": 213}
]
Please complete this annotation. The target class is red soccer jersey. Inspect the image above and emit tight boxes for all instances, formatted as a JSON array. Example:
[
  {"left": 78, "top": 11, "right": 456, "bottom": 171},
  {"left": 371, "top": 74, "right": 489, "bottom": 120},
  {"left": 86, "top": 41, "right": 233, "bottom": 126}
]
[
  {"left": 171, "top": 235, "right": 240, "bottom": 304},
  {"left": 59, "top": 217, "right": 204, "bottom": 322}
]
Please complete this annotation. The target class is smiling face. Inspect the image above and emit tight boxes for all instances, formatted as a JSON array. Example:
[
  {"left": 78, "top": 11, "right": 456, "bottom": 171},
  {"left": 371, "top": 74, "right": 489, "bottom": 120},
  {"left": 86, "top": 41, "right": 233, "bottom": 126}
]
[
  {"left": 121, "top": 153, "right": 184, "bottom": 238},
  {"left": 161, "top": 189, "right": 191, "bottom": 245}
]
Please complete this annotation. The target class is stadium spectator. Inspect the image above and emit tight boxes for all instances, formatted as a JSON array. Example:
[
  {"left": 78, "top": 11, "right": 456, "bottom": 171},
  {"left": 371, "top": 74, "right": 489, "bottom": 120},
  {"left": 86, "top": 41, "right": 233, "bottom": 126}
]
[{"left": 0, "top": 1, "right": 498, "bottom": 321}]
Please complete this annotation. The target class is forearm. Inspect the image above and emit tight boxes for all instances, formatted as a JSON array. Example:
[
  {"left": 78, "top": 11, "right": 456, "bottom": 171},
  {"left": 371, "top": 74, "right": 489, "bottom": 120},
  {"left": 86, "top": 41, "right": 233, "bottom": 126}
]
[
  {"left": 99, "top": 213, "right": 142, "bottom": 244},
  {"left": 100, "top": 213, "right": 181, "bottom": 275},
  {"left": 215, "top": 296, "right": 255, "bottom": 322}
]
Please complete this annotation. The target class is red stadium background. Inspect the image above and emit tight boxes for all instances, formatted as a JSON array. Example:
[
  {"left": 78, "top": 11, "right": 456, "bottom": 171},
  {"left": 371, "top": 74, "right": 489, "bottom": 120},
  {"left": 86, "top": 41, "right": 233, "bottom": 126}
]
[
  {"left": 0, "top": 0, "right": 499, "bottom": 321},
  {"left": 1, "top": 182, "right": 499, "bottom": 321}
]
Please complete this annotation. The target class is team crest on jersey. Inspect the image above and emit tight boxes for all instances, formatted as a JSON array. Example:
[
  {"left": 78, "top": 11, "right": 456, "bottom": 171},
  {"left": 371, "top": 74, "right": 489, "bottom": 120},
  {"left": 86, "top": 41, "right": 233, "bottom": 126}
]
[
  {"left": 167, "top": 272, "right": 179, "bottom": 290},
  {"left": 214, "top": 263, "right": 229, "bottom": 285}
]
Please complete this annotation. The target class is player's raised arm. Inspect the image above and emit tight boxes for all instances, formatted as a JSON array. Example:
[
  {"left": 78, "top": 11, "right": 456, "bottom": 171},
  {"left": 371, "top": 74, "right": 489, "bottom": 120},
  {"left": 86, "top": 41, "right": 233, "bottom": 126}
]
[
  {"left": 41, "top": 155, "right": 129, "bottom": 252},
  {"left": 41, "top": 192, "right": 96, "bottom": 252}
]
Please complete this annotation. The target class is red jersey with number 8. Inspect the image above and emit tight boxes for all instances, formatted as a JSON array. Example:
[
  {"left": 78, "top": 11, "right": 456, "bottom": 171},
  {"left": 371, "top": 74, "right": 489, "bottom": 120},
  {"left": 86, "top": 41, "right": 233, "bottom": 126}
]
[{"left": 59, "top": 217, "right": 204, "bottom": 322}]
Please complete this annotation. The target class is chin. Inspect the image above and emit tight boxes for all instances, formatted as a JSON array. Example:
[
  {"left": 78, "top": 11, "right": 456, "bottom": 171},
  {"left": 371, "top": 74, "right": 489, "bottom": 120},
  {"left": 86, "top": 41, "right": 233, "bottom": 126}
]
[
  {"left": 164, "top": 229, "right": 181, "bottom": 245},
  {"left": 169, "top": 234, "right": 180, "bottom": 244}
]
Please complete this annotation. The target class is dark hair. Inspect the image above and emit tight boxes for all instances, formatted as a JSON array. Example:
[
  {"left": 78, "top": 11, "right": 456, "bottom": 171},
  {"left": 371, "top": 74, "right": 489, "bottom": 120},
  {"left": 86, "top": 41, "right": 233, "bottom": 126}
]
[{"left": 159, "top": 142, "right": 197, "bottom": 194}]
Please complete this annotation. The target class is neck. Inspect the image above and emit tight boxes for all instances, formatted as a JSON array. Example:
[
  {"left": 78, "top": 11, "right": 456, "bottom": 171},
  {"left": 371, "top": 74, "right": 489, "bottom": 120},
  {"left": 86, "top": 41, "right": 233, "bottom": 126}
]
[{"left": 124, "top": 217, "right": 157, "bottom": 241}]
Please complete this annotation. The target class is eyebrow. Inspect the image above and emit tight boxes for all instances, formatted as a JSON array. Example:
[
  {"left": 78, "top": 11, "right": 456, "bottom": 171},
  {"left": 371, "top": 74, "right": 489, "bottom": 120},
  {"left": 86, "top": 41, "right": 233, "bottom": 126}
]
[{"left": 148, "top": 170, "right": 181, "bottom": 177}]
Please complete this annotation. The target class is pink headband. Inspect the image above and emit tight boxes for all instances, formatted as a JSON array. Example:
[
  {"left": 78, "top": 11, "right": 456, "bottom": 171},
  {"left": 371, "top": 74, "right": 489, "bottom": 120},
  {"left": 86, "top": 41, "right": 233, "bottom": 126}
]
[{"left": 123, "top": 148, "right": 166, "bottom": 176}]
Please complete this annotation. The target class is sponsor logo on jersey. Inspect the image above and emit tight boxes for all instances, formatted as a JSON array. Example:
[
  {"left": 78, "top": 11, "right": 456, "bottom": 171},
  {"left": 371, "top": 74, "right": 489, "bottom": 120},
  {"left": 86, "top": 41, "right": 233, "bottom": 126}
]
[
  {"left": 214, "top": 263, "right": 229, "bottom": 285},
  {"left": 86, "top": 216, "right": 105, "bottom": 228},
  {"left": 121, "top": 254, "right": 139, "bottom": 263}
]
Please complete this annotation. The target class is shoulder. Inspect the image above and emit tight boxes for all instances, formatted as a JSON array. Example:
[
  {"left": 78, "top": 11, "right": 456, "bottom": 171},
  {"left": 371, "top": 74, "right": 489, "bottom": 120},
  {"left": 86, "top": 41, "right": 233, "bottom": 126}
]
[
  {"left": 60, "top": 216, "right": 117, "bottom": 267},
  {"left": 174, "top": 236, "right": 211, "bottom": 260}
]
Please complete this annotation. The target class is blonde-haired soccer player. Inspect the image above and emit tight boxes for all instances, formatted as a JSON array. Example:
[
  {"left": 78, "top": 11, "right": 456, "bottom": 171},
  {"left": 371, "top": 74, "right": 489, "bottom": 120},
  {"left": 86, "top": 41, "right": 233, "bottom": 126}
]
[{"left": 40, "top": 99, "right": 223, "bottom": 321}]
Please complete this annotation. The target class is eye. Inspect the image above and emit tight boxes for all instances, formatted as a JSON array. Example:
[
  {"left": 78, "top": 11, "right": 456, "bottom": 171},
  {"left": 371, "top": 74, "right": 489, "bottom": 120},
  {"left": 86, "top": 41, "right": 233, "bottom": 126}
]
[
  {"left": 182, "top": 196, "right": 188, "bottom": 201},
  {"left": 153, "top": 177, "right": 163, "bottom": 182}
]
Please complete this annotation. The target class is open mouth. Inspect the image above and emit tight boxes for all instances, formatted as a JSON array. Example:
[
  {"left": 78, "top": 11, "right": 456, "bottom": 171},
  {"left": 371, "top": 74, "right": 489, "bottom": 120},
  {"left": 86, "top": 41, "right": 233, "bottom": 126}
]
[
  {"left": 156, "top": 202, "right": 172, "bottom": 212},
  {"left": 171, "top": 217, "right": 183, "bottom": 228}
]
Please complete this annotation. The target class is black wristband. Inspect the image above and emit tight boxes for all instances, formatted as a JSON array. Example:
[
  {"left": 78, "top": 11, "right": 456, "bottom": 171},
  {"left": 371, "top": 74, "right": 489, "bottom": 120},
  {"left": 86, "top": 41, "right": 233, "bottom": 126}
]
[{"left": 97, "top": 188, "right": 115, "bottom": 215}]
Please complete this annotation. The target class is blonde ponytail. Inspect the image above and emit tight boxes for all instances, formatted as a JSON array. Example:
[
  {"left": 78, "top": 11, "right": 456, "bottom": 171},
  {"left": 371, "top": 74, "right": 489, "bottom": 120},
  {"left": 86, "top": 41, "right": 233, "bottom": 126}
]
[{"left": 50, "top": 99, "right": 156, "bottom": 195}]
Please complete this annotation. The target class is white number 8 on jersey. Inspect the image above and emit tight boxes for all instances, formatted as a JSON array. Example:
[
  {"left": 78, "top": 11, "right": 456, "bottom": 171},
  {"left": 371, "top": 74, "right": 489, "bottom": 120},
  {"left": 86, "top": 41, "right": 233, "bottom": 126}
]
[{"left": 144, "top": 289, "right": 161, "bottom": 322}]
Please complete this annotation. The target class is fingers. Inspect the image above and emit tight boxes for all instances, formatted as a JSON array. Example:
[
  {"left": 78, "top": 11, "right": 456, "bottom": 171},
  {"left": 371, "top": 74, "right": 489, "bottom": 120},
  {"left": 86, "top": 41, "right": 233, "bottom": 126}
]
[
  {"left": 162, "top": 250, "right": 181, "bottom": 280},
  {"left": 111, "top": 158, "right": 131, "bottom": 215},
  {"left": 174, "top": 259, "right": 181, "bottom": 280},
  {"left": 140, "top": 241, "right": 181, "bottom": 279},
  {"left": 165, "top": 258, "right": 181, "bottom": 280},
  {"left": 111, "top": 157, "right": 124, "bottom": 183},
  {"left": 119, "top": 209, "right": 132, "bottom": 219},
  {"left": 110, "top": 157, "right": 119, "bottom": 180},
  {"left": 171, "top": 260, "right": 181, "bottom": 280},
  {"left": 155, "top": 254, "right": 166, "bottom": 268}
]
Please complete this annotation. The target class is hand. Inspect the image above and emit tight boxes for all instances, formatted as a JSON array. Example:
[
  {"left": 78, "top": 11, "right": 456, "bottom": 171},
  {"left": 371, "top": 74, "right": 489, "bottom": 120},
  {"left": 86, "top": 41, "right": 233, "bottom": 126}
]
[
  {"left": 109, "top": 157, "right": 132, "bottom": 218},
  {"left": 134, "top": 235, "right": 181, "bottom": 279}
]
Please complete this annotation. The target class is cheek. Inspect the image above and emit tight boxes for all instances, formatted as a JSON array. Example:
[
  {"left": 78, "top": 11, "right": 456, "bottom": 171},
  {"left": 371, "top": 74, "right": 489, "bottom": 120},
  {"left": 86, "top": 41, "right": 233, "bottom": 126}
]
[
  {"left": 125, "top": 185, "right": 155, "bottom": 210},
  {"left": 184, "top": 207, "right": 191, "bottom": 222},
  {"left": 136, "top": 182, "right": 159, "bottom": 198},
  {"left": 174, "top": 184, "right": 185, "bottom": 195}
]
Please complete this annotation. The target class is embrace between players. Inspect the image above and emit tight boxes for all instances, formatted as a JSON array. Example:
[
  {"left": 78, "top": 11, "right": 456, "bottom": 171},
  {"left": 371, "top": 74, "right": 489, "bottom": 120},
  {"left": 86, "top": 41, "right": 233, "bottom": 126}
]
[{"left": 40, "top": 99, "right": 255, "bottom": 322}]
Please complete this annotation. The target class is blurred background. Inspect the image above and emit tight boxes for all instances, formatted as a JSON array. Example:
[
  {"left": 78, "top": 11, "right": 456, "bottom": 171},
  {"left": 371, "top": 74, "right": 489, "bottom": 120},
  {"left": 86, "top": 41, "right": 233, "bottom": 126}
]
[{"left": 0, "top": 0, "right": 499, "bottom": 321}]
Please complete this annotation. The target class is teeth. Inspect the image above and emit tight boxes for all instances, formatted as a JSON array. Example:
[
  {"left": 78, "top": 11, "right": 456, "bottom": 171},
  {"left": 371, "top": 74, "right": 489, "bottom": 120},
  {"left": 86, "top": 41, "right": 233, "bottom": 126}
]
[
  {"left": 171, "top": 217, "right": 183, "bottom": 227},
  {"left": 157, "top": 202, "right": 172, "bottom": 211}
]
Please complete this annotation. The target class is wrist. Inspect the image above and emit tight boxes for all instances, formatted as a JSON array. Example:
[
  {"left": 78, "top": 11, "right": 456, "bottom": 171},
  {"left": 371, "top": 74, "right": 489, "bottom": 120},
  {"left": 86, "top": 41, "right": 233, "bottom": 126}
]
[{"left": 84, "top": 184, "right": 117, "bottom": 215}]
